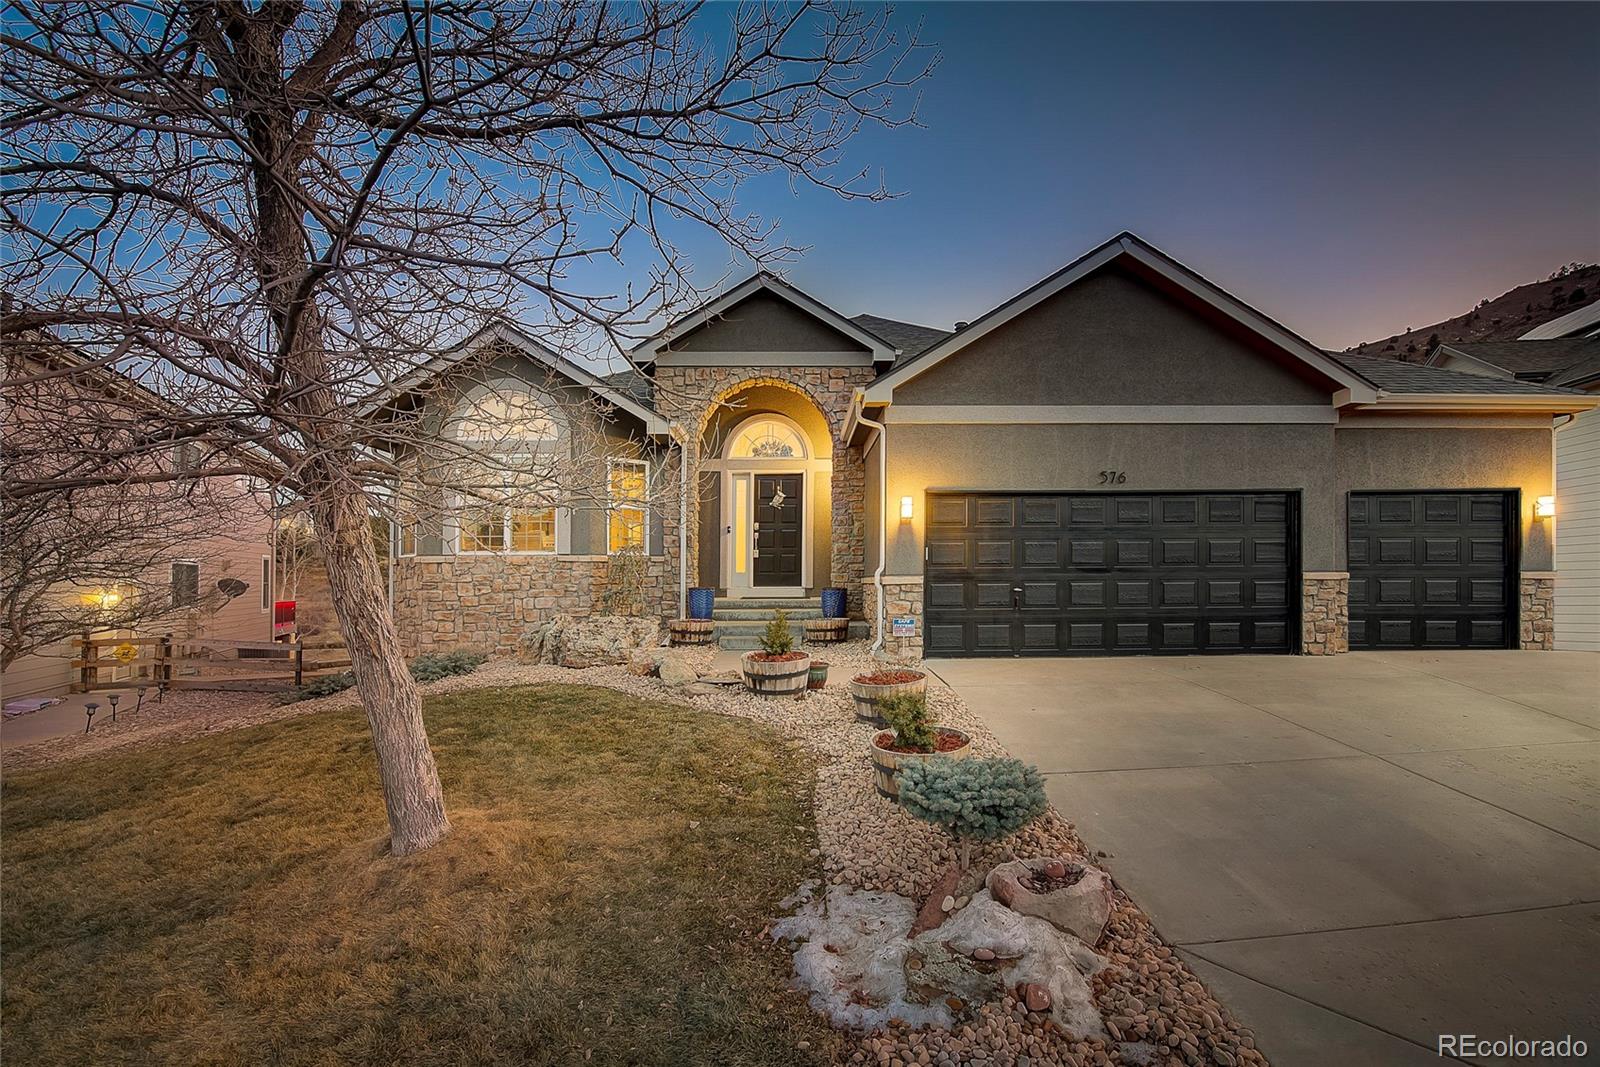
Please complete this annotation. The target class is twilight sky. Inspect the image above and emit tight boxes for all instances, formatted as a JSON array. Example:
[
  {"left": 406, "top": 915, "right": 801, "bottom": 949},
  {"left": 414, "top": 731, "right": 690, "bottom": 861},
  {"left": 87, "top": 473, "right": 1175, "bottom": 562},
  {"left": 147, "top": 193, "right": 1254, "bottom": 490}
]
[{"left": 656, "top": 2, "right": 1600, "bottom": 352}]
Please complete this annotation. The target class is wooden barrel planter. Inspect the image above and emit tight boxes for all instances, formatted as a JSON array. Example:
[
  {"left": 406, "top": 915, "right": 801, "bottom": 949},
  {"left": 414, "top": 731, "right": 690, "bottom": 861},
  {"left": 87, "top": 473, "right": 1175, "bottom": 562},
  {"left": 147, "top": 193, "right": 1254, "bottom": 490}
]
[
  {"left": 741, "top": 651, "right": 812, "bottom": 699},
  {"left": 669, "top": 619, "right": 716, "bottom": 646},
  {"left": 870, "top": 728, "right": 971, "bottom": 799},
  {"left": 803, "top": 617, "right": 848, "bottom": 645},
  {"left": 849, "top": 669, "right": 927, "bottom": 726}
]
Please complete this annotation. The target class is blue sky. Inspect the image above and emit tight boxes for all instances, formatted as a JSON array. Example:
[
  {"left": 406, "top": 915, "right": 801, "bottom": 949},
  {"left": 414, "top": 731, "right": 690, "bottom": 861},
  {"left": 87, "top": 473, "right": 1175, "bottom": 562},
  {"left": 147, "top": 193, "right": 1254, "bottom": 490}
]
[{"left": 656, "top": 2, "right": 1599, "bottom": 351}]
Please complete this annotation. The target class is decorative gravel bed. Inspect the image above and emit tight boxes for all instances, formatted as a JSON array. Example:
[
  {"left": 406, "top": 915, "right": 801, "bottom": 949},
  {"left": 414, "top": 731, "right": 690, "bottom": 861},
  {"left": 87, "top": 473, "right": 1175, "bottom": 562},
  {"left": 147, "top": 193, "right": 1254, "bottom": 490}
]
[
  {"left": 8, "top": 640, "right": 1268, "bottom": 1066},
  {"left": 453, "top": 643, "right": 1269, "bottom": 1067}
]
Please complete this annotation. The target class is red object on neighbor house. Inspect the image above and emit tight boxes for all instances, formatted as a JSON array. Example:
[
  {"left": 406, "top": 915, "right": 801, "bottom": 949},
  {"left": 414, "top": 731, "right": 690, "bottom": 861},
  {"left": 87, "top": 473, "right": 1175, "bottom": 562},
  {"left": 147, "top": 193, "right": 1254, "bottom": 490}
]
[{"left": 273, "top": 600, "right": 297, "bottom": 637}]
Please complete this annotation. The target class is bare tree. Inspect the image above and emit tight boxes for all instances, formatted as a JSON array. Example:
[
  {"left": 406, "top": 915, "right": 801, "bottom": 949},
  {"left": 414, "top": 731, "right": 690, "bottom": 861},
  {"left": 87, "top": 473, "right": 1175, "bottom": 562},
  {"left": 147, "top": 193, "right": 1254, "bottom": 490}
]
[
  {"left": 0, "top": 337, "right": 268, "bottom": 672},
  {"left": 1, "top": 2, "right": 930, "bottom": 854}
]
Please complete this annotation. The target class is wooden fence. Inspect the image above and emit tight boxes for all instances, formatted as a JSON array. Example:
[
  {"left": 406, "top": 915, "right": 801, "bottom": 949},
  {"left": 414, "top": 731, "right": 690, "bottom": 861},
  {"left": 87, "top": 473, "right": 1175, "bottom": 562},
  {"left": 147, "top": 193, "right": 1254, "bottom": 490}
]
[{"left": 71, "top": 635, "right": 352, "bottom": 694}]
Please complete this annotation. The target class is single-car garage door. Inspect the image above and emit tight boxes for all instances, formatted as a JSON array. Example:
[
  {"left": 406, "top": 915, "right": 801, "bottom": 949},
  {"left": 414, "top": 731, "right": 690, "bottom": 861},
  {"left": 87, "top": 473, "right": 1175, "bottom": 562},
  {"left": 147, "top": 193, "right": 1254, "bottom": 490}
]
[
  {"left": 924, "top": 492, "right": 1295, "bottom": 656},
  {"left": 1348, "top": 491, "right": 1516, "bottom": 650}
]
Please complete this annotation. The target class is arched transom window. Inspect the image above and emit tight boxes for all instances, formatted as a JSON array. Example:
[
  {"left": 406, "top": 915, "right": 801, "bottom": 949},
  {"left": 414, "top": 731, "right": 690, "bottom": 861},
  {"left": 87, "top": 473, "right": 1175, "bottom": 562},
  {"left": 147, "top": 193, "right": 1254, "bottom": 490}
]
[
  {"left": 726, "top": 416, "right": 807, "bottom": 460},
  {"left": 450, "top": 391, "right": 558, "bottom": 446}
]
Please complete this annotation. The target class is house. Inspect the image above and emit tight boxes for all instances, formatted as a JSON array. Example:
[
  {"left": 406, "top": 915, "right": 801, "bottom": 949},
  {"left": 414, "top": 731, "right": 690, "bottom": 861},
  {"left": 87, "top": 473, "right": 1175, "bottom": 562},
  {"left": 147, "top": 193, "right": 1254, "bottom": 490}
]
[
  {"left": 380, "top": 232, "right": 1599, "bottom": 659},
  {"left": 0, "top": 342, "right": 278, "bottom": 699},
  {"left": 1426, "top": 301, "right": 1600, "bottom": 651}
]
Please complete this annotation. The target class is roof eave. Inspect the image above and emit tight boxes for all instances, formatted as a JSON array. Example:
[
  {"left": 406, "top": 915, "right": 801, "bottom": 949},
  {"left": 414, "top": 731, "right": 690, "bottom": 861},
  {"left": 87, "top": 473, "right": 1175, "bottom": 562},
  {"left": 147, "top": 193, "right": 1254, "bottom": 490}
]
[{"left": 1350, "top": 392, "right": 1600, "bottom": 414}]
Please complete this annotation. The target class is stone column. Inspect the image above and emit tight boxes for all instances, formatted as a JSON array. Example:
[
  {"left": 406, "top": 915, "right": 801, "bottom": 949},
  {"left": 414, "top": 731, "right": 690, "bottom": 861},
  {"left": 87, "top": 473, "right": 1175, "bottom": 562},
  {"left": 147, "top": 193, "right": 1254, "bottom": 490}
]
[
  {"left": 862, "top": 576, "right": 924, "bottom": 661},
  {"left": 1520, "top": 573, "right": 1555, "bottom": 650},
  {"left": 1300, "top": 571, "right": 1349, "bottom": 655}
]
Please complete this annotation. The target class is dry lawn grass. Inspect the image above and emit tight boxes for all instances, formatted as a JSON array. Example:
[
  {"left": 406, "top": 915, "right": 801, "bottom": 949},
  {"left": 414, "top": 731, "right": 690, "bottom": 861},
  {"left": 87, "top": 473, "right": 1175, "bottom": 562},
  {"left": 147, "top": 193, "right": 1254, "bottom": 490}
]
[{"left": 2, "top": 684, "right": 838, "bottom": 1066}]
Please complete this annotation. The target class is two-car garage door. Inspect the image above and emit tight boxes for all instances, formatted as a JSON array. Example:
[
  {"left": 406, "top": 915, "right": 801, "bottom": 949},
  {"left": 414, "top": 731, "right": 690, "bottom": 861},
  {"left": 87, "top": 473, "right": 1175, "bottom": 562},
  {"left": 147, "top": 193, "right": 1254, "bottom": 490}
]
[
  {"left": 923, "top": 492, "right": 1294, "bottom": 656},
  {"left": 922, "top": 489, "right": 1519, "bottom": 657}
]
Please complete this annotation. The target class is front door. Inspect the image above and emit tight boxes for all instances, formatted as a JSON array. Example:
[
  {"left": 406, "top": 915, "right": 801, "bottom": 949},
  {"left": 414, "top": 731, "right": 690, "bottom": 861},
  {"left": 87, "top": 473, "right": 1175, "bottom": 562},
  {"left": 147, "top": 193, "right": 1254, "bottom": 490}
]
[{"left": 754, "top": 474, "right": 803, "bottom": 587}]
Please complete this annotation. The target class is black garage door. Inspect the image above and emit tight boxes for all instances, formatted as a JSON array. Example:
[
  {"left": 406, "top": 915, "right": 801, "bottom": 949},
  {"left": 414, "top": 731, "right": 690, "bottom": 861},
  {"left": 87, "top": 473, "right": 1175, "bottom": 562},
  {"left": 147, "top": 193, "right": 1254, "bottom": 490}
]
[
  {"left": 924, "top": 492, "right": 1295, "bottom": 656},
  {"left": 1348, "top": 491, "right": 1516, "bottom": 650}
]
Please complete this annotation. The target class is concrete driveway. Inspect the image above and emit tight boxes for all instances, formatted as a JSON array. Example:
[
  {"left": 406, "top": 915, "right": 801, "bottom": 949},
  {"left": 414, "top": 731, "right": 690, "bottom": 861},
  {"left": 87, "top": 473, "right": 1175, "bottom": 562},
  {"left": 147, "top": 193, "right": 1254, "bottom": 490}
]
[{"left": 928, "top": 651, "right": 1600, "bottom": 1067}]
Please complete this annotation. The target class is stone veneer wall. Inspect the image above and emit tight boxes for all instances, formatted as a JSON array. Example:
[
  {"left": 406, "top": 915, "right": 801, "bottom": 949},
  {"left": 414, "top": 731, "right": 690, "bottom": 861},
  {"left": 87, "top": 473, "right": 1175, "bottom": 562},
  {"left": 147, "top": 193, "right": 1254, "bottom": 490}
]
[
  {"left": 1300, "top": 572, "right": 1349, "bottom": 655},
  {"left": 861, "top": 576, "right": 924, "bottom": 661},
  {"left": 392, "top": 554, "right": 677, "bottom": 656},
  {"left": 1520, "top": 573, "right": 1555, "bottom": 650},
  {"left": 652, "top": 366, "right": 875, "bottom": 617}
]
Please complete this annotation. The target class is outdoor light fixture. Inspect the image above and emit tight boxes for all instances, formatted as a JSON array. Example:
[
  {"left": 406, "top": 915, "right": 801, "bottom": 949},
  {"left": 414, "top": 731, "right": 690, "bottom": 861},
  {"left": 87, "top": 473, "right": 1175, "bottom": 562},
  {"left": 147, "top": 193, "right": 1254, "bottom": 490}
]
[
  {"left": 900, "top": 496, "right": 914, "bottom": 521},
  {"left": 80, "top": 588, "right": 122, "bottom": 610},
  {"left": 1535, "top": 495, "right": 1555, "bottom": 518}
]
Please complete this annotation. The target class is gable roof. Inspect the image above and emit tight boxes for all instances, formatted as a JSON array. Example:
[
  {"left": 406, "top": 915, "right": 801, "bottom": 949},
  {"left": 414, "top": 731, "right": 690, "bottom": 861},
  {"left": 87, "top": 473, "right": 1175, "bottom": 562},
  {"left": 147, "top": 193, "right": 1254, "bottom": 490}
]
[
  {"left": 1429, "top": 337, "right": 1599, "bottom": 382},
  {"left": 1518, "top": 298, "right": 1600, "bottom": 340},
  {"left": 629, "top": 273, "right": 899, "bottom": 365},
  {"left": 359, "top": 322, "right": 668, "bottom": 434},
  {"left": 863, "top": 232, "right": 1380, "bottom": 404}
]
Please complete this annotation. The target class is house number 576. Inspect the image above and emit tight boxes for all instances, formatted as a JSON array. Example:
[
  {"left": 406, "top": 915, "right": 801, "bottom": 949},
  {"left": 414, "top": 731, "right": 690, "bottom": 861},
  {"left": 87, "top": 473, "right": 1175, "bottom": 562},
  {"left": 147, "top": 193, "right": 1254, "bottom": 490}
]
[{"left": 1098, "top": 470, "right": 1127, "bottom": 485}]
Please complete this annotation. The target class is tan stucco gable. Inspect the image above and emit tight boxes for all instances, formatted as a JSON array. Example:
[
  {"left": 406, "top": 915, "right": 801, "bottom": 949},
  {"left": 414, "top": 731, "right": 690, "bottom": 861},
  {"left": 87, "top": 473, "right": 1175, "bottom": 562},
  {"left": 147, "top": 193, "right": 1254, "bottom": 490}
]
[
  {"left": 891, "top": 266, "right": 1337, "bottom": 407},
  {"left": 864, "top": 232, "right": 1377, "bottom": 405}
]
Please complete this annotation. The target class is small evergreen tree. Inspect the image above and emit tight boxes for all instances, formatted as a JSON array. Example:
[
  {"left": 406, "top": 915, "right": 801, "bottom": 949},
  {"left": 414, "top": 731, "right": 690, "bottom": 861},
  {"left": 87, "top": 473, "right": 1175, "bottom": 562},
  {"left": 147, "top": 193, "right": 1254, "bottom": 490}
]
[
  {"left": 880, "top": 691, "right": 936, "bottom": 751},
  {"left": 898, "top": 757, "right": 1048, "bottom": 867},
  {"left": 759, "top": 608, "right": 795, "bottom": 656}
]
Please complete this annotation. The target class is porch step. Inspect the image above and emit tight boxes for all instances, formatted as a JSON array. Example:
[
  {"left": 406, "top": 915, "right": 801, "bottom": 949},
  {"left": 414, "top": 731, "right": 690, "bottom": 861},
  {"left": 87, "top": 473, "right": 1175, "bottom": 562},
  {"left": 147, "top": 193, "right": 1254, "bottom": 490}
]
[
  {"left": 717, "top": 620, "right": 871, "bottom": 651},
  {"left": 712, "top": 606, "right": 822, "bottom": 621},
  {"left": 710, "top": 596, "right": 822, "bottom": 650}
]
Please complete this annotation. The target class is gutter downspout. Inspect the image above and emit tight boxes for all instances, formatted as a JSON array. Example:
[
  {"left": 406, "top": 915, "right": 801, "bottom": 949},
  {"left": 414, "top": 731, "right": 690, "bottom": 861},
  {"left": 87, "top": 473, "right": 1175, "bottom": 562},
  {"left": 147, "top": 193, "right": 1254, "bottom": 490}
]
[
  {"left": 854, "top": 400, "right": 889, "bottom": 658},
  {"left": 673, "top": 425, "right": 689, "bottom": 619}
]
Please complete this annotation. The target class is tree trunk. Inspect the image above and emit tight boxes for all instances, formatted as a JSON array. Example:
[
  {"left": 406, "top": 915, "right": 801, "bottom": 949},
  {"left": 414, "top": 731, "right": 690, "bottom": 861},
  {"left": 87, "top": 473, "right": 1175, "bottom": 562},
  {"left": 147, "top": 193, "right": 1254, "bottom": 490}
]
[{"left": 309, "top": 477, "right": 450, "bottom": 856}]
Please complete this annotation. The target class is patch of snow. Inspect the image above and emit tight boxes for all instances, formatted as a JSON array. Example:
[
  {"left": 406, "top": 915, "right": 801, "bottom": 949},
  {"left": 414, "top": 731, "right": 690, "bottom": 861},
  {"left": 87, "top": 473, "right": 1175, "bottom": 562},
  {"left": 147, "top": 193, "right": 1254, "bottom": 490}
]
[{"left": 771, "top": 883, "right": 1107, "bottom": 1037}]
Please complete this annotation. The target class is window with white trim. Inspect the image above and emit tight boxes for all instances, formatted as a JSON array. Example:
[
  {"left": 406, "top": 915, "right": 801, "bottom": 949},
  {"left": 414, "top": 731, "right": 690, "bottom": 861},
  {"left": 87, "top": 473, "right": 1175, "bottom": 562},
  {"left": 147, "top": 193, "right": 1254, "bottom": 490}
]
[
  {"left": 727, "top": 417, "right": 806, "bottom": 460},
  {"left": 447, "top": 383, "right": 564, "bottom": 555},
  {"left": 608, "top": 459, "right": 649, "bottom": 553},
  {"left": 454, "top": 498, "right": 558, "bottom": 554},
  {"left": 261, "top": 556, "right": 271, "bottom": 610}
]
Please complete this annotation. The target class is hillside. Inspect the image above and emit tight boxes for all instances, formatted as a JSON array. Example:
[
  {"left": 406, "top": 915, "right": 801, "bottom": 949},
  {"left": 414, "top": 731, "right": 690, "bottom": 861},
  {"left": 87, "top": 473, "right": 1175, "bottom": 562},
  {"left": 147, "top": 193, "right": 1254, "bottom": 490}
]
[{"left": 1348, "top": 262, "right": 1599, "bottom": 361}]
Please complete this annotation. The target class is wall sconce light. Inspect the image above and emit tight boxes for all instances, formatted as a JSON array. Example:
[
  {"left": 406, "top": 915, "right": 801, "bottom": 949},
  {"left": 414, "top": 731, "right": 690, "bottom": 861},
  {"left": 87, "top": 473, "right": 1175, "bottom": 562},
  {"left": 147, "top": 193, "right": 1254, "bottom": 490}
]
[
  {"left": 900, "top": 496, "right": 914, "bottom": 521},
  {"left": 80, "top": 588, "right": 123, "bottom": 610},
  {"left": 1535, "top": 495, "right": 1555, "bottom": 518}
]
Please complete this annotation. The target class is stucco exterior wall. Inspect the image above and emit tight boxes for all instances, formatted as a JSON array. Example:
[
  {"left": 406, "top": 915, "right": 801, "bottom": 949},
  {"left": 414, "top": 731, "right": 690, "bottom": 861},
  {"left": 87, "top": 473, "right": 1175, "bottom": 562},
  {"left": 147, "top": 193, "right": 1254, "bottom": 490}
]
[
  {"left": 661, "top": 290, "right": 870, "bottom": 356},
  {"left": 877, "top": 422, "right": 1340, "bottom": 573},
  {"left": 1333, "top": 423, "right": 1555, "bottom": 570},
  {"left": 893, "top": 268, "right": 1333, "bottom": 406}
]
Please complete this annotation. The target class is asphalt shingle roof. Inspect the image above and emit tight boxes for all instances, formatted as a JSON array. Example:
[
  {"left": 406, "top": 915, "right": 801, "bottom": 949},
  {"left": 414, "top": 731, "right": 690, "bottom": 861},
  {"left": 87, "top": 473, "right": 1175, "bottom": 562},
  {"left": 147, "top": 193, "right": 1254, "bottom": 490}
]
[
  {"left": 1437, "top": 337, "right": 1599, "bottom": 379},
  {"left": 1332, "top": 352, "right": 1590, "bottom": 396},
  {"left": 851, "top": 314, "right": 952, "bottom": 364},
  {"left": 601, "top": 367, "right": 654, "bottom": 404}
]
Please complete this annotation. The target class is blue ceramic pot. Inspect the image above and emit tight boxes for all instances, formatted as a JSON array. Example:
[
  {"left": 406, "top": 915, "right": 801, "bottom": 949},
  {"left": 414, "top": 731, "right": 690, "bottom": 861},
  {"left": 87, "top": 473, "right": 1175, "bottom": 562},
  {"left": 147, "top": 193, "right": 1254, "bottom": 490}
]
[
  {"left": 688, "top": 587, "right": 716, "bottom": 620},
  {"left": 820, "top": 587, "right": 847, "bottom": 619}
]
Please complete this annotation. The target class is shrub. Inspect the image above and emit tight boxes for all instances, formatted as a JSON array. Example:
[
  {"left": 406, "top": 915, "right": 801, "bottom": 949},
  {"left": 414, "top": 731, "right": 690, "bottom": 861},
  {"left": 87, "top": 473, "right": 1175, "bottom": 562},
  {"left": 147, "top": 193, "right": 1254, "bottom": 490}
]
[
  {"left": 897, "top": 757, "right": 1048, "bottom": 867},
  {"left": 758, "top": 608, "right": 794, "bottom": 656},
  {"left": 278, "top": 650, "right": 486, "bottom": 702},
  {"left": 879, "top": 691, "right": 935, "bottom": 751},
  {"left": 410, "top": 650, "right": 487, "bottom": 683},
  {"left": 277, "top": 671, "right": 355, "bottom": 704}
]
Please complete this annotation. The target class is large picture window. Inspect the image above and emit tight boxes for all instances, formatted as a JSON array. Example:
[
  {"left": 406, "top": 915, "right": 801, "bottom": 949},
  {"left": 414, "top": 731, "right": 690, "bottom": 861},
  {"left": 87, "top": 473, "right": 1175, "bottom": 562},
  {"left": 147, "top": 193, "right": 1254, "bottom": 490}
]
[
  {"left": 447, "top": 382, "right": 564, "bottom": 555},
  {"left": 457, "top": 501, "right": 558, "bottom": 554},
  {"left": 608, "top": 459, "right": 649, "bottom": 553}
]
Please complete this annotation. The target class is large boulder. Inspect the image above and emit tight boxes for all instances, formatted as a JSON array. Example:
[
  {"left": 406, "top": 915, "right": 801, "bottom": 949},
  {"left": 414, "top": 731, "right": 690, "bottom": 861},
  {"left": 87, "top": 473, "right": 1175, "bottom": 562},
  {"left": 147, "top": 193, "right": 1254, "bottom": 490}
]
[
  {"left": 657, "top": 653, "right": 698, "bottom": 688},
  {"left": 520, "top": 614, "right": 661, "bottom": 668},
  {"left": 987, "top": 858, "right": 1114, "bottom": 946}
]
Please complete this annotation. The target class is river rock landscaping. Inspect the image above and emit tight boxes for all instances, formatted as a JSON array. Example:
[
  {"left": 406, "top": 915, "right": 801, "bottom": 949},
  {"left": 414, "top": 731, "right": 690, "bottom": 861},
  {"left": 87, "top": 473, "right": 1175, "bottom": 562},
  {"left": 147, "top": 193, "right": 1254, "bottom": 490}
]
[{"left": 5, "top": 639, "right": 1269, "bottom": 1066}]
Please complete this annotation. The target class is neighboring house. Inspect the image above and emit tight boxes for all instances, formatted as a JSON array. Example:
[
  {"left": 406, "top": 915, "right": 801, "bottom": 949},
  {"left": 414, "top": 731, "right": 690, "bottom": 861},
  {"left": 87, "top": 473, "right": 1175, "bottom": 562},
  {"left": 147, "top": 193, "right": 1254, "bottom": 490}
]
[
  {"left": 379, "top": 231, "right": 1598, "bottom": 659},
  {"left": 1426, "top": 301, "right": 1600, "bottom": 650},
  {"left": 0, "top": 343, "right": 277, "bottom": 700}
]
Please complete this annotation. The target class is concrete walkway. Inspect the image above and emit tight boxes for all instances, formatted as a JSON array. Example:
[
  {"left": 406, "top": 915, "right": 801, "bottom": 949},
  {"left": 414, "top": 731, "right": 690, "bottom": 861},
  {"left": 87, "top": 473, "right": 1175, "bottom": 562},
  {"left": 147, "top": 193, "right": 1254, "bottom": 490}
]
[{"left": 929, "top": 651, "right": 1600, "bottom": 1066}]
